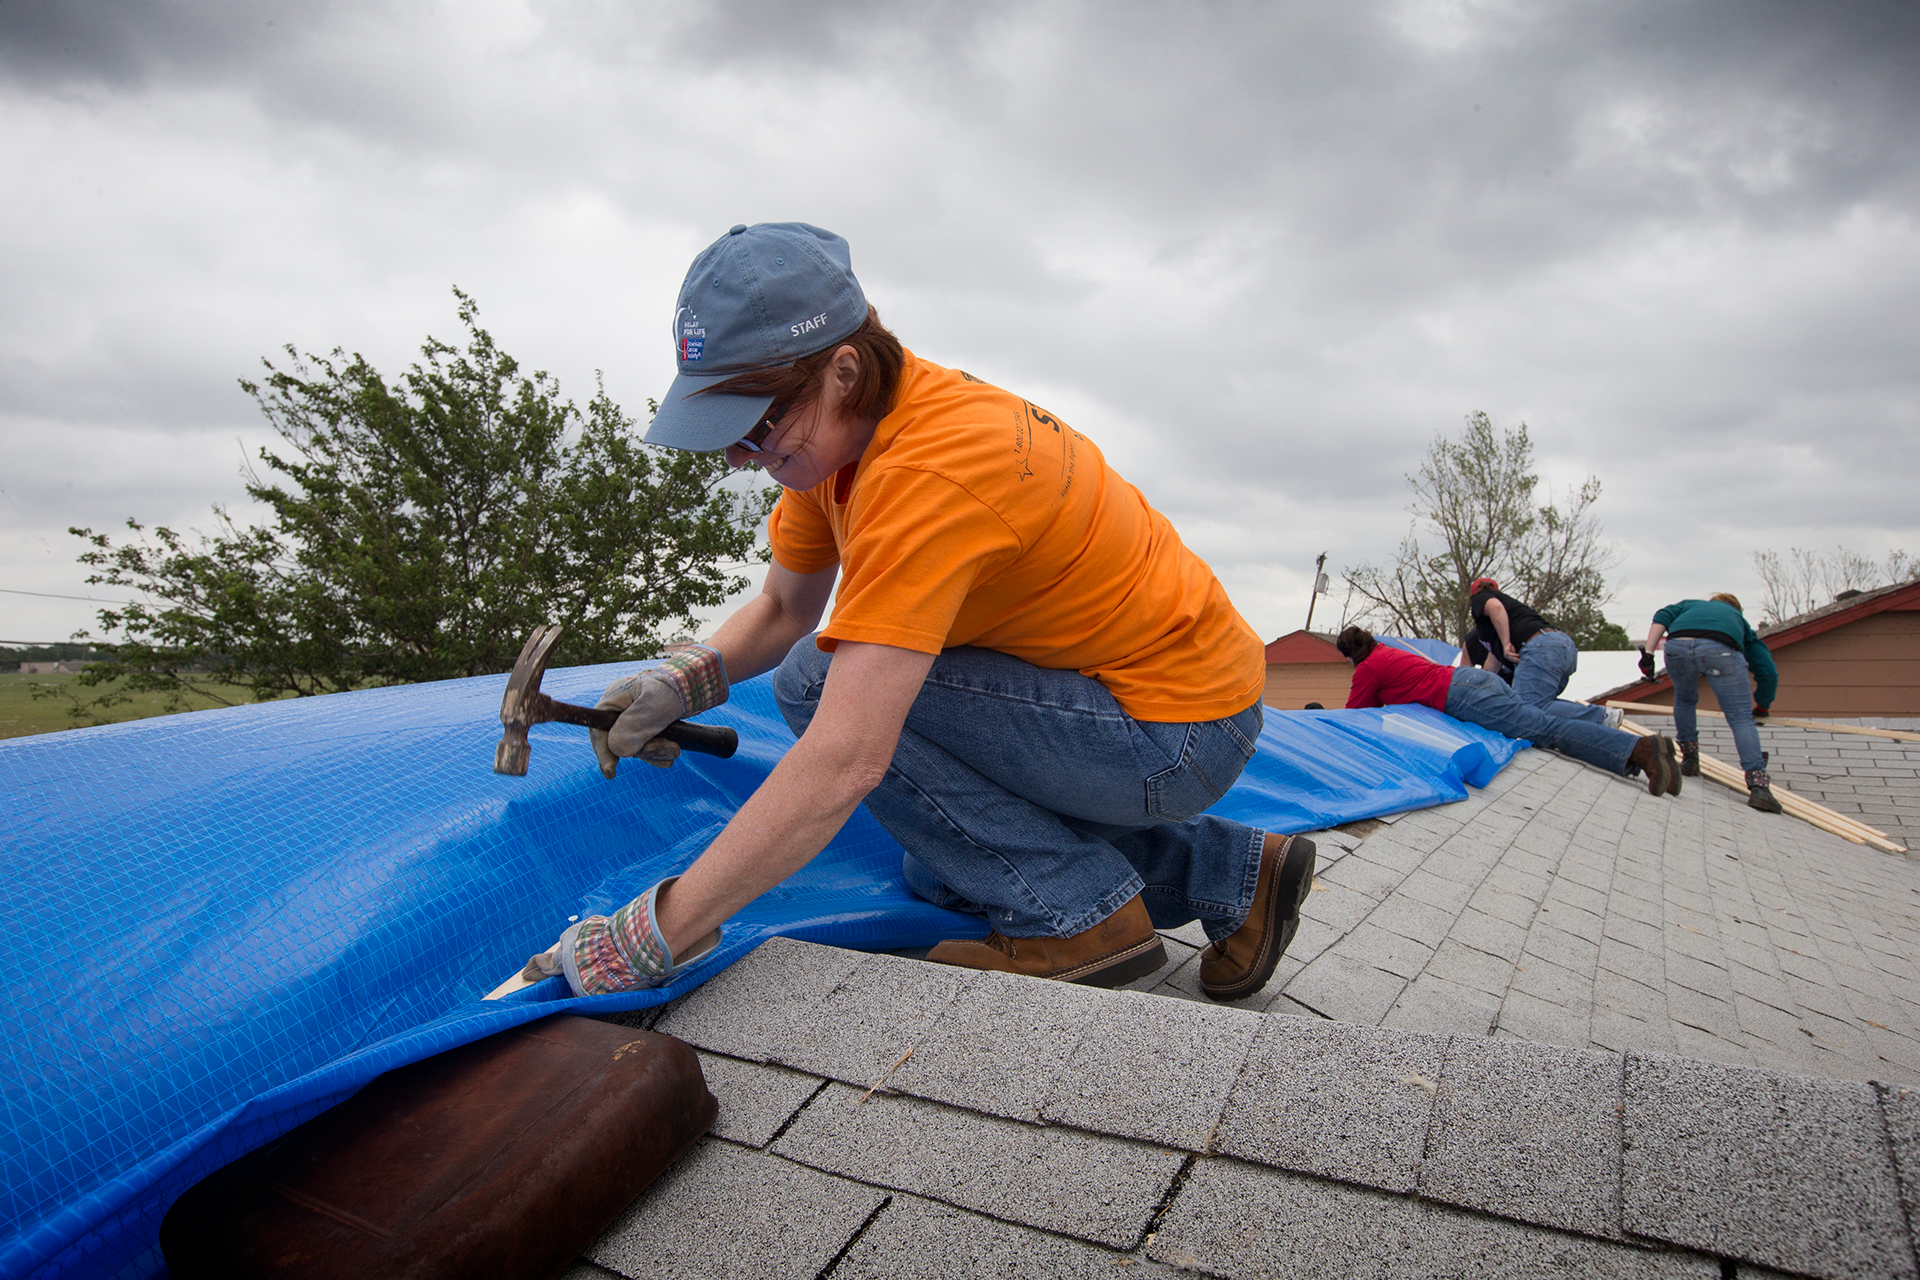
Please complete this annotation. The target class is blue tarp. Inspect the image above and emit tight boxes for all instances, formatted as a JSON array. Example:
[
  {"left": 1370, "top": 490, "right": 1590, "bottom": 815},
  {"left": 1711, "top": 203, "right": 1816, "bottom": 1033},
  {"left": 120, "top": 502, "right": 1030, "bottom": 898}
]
[
  {"left": 1377, "top": 635, "right": 1461, "bottom": 666},
  {"left": 0, "top": 666, "right": 1523, "bottom": 1280}
]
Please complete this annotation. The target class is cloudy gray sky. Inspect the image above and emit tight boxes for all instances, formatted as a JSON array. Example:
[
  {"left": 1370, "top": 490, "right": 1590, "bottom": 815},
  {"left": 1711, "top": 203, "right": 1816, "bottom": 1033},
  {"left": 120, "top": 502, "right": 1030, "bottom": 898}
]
[{"left": 4, "top": 0, "right": 1917, "bottom": 651}]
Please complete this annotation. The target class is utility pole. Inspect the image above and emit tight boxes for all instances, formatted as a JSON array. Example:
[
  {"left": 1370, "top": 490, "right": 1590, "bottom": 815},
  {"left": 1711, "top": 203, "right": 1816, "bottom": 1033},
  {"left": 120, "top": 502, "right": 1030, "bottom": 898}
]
[{"left": 1303, "top": 552, "right": 1329, "bottom": 633}]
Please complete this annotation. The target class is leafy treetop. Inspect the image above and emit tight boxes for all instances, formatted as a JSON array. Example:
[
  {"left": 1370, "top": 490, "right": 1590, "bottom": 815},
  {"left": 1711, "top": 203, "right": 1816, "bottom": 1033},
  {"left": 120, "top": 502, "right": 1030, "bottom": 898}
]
[{"left": 68, "top": 290, "right": 775, "bottom": 714}]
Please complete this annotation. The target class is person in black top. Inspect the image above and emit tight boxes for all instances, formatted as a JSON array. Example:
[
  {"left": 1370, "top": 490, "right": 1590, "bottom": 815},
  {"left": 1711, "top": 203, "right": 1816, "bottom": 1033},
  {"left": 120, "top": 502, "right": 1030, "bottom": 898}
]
[
  {"left": 1460, "top": 625, "right": 1623, "bottom": 725},
  {"left": 1468, "top": 578, "right": 1617, "bottom": 728},
  {"left": 1458, "top": 631, "right": 1514, "bottom": 682}
]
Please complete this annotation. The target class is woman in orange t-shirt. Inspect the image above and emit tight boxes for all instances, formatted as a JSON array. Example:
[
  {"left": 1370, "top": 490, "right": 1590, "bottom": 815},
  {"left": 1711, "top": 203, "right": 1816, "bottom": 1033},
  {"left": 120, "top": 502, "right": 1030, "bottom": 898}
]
[{"left": 520, "top": 223, "right": 1316, "bottom": 1000}]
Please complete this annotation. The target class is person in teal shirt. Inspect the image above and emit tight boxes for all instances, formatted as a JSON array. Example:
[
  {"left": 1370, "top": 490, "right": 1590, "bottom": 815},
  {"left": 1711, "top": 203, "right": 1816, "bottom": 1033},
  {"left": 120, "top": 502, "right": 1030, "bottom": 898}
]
[{"left": 1643, "top": 592, "right": 1782, "bottom": 813}]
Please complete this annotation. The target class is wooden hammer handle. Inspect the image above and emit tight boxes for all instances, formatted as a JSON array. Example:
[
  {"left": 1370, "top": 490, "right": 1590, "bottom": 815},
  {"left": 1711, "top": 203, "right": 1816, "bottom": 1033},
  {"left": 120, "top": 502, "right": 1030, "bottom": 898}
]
[{"left": 532, "top": 694, "right": 739, "bottom": 759}]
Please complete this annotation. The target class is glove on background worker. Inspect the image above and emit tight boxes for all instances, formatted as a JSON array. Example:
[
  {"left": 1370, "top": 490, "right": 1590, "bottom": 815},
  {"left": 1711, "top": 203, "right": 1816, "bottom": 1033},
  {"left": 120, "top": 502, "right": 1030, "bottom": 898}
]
[{"left": 590, "top": 644, "right": 730, "bottom": 777}]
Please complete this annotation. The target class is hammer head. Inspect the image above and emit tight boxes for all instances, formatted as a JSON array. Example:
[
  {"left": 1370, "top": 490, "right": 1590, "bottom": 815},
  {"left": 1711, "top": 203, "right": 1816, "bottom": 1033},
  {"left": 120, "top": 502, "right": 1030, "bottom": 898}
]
[{"left": 494, "top": 624, "right": 563, "bottom": 776}]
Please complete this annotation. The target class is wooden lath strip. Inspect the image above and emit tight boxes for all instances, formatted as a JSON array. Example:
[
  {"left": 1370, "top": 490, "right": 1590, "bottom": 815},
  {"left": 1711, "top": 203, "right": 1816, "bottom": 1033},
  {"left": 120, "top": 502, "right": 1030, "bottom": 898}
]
[
  {"left": 1605, "top": 700, "right": 1920, "bottom": 744},
  {"left": 1616, "top": 717, "right": 1907, "bottom": 854}
]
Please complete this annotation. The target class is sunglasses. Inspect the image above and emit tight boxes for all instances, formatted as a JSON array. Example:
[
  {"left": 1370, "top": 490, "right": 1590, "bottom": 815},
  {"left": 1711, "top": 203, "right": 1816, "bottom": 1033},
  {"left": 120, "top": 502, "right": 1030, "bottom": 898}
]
[{"left": 733, "top": 401, "right": 791, "bottom": 454}]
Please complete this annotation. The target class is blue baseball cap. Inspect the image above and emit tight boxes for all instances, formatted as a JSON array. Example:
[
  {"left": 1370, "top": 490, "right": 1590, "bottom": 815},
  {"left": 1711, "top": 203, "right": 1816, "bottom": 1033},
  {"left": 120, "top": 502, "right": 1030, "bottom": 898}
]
[{"left": 644, "top": 222, "right": 868, "bottom": 452}]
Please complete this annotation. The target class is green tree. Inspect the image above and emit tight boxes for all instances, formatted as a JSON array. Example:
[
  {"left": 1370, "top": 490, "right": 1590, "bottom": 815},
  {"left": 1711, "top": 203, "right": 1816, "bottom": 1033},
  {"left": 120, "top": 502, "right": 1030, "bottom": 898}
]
[
  {"left": 1572, "top": 618, "right": 1633, "bottom": 650},
  {"left": 67, "top": 291, "right": 774, "bottom": 709},
  {"left": 1343, "top": 411, "right": 1621, "bottom": 643}
]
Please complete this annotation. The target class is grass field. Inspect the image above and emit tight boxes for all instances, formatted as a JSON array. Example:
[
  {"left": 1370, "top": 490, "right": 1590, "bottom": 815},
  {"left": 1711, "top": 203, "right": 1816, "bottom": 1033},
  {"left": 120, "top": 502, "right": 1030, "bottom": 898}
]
[{"left": 0, "top": 672, "right": 286, "bottom": 740}]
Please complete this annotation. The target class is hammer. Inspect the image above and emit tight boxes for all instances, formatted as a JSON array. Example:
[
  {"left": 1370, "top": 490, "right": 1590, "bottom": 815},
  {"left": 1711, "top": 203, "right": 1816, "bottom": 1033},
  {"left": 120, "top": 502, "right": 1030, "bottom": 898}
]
[{"left": 493, "top": 624, "right": 739, "bottom": 776}]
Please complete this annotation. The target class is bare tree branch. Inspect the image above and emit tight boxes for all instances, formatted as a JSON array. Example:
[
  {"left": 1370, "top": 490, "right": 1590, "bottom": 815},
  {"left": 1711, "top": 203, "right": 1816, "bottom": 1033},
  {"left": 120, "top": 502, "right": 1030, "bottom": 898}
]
[{"left": 1343, "top": 412, "right": 1622, "bottom": 644}]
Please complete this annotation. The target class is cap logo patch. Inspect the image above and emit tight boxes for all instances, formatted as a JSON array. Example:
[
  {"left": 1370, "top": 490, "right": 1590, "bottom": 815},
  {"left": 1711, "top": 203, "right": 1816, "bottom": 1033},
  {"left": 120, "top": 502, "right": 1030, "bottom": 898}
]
[
  {"left": 676, "top": 306, "right": 707, "bottom": 362},
  {"left": 790, "top": 311, "right": 830, "bottom": 338}
]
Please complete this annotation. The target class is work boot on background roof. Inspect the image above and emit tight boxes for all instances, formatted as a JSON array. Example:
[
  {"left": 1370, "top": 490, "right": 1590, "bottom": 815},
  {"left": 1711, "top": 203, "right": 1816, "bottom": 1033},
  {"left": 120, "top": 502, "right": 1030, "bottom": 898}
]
[
  {"left": 1679, "top": 741, "right": 1701, "bottom": 777},
  {"left": 1745, "top": 768, "right": 1784, "bottom": 814},
  {"left": 1627, "top": 735, "right": 1682, "bottom": 796},
  {"left": 926, "top": 895, "right": 1166, "bottom": 987},
  {"left": 1201, "top": 833, "right": 1317, "bottom": 1002}
]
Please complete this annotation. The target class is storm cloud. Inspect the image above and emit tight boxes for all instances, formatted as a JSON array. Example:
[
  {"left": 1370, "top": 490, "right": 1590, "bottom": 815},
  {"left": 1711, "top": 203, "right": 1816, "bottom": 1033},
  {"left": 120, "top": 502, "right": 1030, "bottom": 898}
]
[{"left": 4, "top": 0, "right": 1917, "bottom": 643}]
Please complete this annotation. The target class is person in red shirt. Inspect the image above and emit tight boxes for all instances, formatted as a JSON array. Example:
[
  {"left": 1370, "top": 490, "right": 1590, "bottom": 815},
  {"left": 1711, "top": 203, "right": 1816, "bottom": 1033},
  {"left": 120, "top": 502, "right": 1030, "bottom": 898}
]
[{"left": 1340, "top": 627, "right": 1679, "bottom": 794}]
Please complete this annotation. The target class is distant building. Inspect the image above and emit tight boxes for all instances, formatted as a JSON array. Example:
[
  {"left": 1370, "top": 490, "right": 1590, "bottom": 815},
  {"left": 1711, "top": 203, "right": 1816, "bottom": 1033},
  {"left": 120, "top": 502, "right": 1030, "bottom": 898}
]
[
  {"left": 1594, "top": 577, "right": 1920, "bottom": 718},
  {"left": 19, "top": 661, "right": 85, "bottom": 674},
  {"left": 1260, "top": 631, "right": 1353, "bottom": 709}
]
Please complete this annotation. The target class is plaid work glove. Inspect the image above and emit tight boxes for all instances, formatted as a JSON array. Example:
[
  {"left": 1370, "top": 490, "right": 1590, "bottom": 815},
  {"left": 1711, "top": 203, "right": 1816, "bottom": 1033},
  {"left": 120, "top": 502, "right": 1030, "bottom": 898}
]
[
  {"left": 590, "top": 644, "right": 729, "bottom": 779},
  {"left": 519, "top": 876, "right": 720, "bottom": 996}
]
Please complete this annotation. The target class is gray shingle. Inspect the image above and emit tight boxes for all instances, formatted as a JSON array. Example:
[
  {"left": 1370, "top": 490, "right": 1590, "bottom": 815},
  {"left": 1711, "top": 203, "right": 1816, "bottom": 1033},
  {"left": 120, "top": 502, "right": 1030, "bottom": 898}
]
[
  {"left": 1149, "top": 1158, "right": 1717, "bottom": 1279},
  {"left": 1877, "top": 1083, "right": 1920, "bottom": 1268},
  {"left": 884, "top": 968, "right": 1112, "bottom": 1121},
  {"left": 1321, "top": 852, "right": 1412, "bottom": 900},
  {"left": 653, "top": 936, "right": 865, "bottom": 1061},
  {"left": 1284, "top": 950, "right": 1409, "bottom": 1025},
  {"left": 589, "top": 1138, "right": 883, "bottom": 1280},
  {"left": 772, "top": 1083, "right": 1183, "bottom": 1248},
  {"left": 829, "top": 1194, "right": 1180, "bottom": 1278},
  {"left": 1420, "top": 1036, "right": 1623, "bottom": 1239},
  {"left": 1495, "top": 985, "right": 1591, "bottom": 1049},
  {"left": 1381, "top": 973, "right": 1501, "bottom": 1037},
  {"left": 1449, "top": 906, "right": 1530, "bottom": 963},
  {"left": 1301, "top": 877, "right": 1387, "bottom": 933},
  {"left": 695, "top": 1051, "right": 825, "bottom": 1148},
  {"left": 764, "top": 951, "right": 974, "bottom": 1085},
  {"left": 1125, "top": 934, "right": 1201, "bottom": 991},
  {"left": 1040, "top": 989, "right": 1261, "bottom": 1151},
  {"left": 1156, "top": 919, "right": 1210, "bottom": 948},
  {"left": 1334, "top": 920, "right": 1437, "bottom": 980},
  {"left": 1349, "top": 831, "right": 1435, "bottom": 877},
  {"left": 1621, "top": 1052, "right": 1916, "bottom": 1280},
  {"left": 1393, "top": 866, "right": 1479, "bottom": 917},
  {"left": 1424, "top": 937, "right": 1520, "bottom": 996},
  {"left": 1215, "top": 1016, "right": 1446, "bottom": 1193}
]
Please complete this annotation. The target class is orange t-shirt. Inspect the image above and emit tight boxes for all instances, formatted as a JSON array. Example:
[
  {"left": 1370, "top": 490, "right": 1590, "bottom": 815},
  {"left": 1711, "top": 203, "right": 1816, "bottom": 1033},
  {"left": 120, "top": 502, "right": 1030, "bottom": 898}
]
[{"left": 766, "top": 352, "right": 1264, "bottom": 723}]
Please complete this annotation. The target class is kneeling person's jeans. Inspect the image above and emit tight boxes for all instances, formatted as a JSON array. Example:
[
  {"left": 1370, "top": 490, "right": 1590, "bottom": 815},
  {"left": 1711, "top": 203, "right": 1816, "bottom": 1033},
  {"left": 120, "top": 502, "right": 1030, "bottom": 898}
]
[
  {"left": 773, "top": 639, "right": 1267, "bottom": 944},
  {"left": 1511, "top": 630, "right": 1607, "bottom": 725},
  {"left": 1663, "top": 637, "right": 1765, "bottom": 771},
  {"left": 1444, "top": 667, "right": 1634, "bottom": 776}
]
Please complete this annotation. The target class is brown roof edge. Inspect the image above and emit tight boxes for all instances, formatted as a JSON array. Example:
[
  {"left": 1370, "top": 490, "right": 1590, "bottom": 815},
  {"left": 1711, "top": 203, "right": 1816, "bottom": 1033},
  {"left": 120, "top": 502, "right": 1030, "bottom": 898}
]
[
  {"left": 1588, "top": 675, "right": 1670, "bottom": 706},
  {"left": 1263, "top": 629, "right": 1347, "bottom": 664},
  {"left": 1756, "top": 576, "right": 1920, "bottom": 648}
]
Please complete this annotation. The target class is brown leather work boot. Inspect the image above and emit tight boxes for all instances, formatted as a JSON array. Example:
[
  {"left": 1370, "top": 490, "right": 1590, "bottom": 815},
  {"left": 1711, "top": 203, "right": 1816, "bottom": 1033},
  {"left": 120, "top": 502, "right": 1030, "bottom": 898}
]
[
  {"left": 925, "top": 895, "right": 1167, "bottom": 987},
  {"left": 1201, "top": 833, "right": 1317, "bottom": 1002},
  {"left": 1627, "top": 734, "right": 1681, "bottom": 796}
]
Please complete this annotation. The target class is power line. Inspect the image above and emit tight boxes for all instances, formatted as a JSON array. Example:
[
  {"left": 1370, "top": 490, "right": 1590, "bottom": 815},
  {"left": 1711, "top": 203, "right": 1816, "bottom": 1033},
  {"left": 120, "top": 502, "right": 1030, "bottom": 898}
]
[{"left": 0, "top": 586, "right": 138, "bottom": 604}]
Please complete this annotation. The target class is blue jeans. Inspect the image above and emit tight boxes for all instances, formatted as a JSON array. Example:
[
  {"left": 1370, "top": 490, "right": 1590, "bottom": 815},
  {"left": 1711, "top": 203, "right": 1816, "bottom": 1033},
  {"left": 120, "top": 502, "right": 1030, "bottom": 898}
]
[
  {"left": 1664, "top": 637, "right": 1766, "bottom": 771},
  {"left": 1444, "top": 667, "right": 1635, "bottom": 775},
  {"left": 773, "top": 639, "right": 1267, "bottom": 943},
  {"left": 1512, "top": 630, "right": 1607, "bottom": 725}
]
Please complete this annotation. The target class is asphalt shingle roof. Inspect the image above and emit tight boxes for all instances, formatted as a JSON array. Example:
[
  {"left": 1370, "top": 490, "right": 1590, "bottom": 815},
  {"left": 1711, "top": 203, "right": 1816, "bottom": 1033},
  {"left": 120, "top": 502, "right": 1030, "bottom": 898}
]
[
  {"left": 1639, "top": 714, "right": 1920, "bottom": 857},
  {"left": 560, "top": 742, "right": 1920, "bottom": 1279}
]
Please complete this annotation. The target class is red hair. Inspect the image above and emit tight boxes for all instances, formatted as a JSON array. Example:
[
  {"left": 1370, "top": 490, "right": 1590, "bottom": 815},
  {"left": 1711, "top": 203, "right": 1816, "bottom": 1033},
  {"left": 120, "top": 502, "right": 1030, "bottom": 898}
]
[{"left": 700, "top": 305, "right": 903, "bottom": 423}]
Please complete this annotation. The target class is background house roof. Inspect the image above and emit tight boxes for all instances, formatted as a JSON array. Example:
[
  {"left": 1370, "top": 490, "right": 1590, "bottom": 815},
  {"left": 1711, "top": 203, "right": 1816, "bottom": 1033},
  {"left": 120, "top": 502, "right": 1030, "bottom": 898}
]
[
  {"left": 1759, "top": 577, "right": 1920, "bottom": 646},
  {"left": 1263, "top": 630, "right": 1345, "bottom": 664}
]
